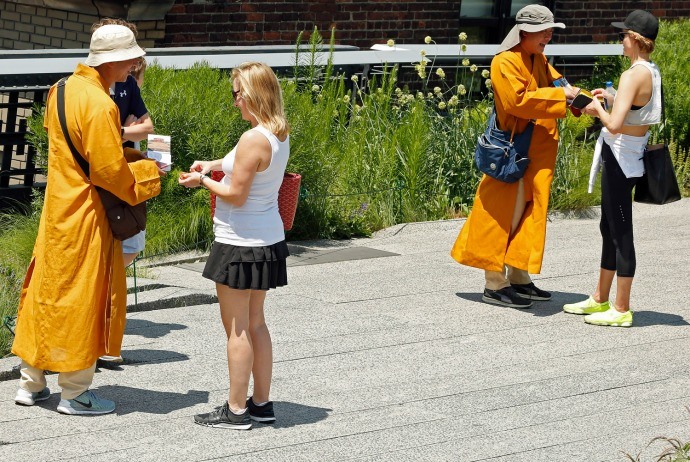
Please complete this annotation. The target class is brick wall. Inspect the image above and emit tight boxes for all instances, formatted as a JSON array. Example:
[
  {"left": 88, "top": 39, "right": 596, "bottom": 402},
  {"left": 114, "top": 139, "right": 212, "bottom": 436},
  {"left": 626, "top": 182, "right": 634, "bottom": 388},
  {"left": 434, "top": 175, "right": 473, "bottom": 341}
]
[
  {"left": 0, "top": 1, "right": 164, "bottom": 50},
  {"left": 161, "top": 0, "right": 463, "bottom": 48},
  {"left": 552, "top": 0, "right": 690, "bottom": 44},
  {"left": 161, "top": 1, "right": 690, "bottom": 48},
  {"left": 2, "top": 0, "right": 690, "bottom": 51}
]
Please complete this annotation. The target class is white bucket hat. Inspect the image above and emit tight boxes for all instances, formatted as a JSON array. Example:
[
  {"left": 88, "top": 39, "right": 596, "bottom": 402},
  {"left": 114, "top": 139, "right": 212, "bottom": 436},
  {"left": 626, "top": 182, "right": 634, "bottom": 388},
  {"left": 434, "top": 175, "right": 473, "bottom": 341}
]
[
  {"left": 84, "top": 24, "right": 145, "bottom": 67},
  {"left": 496, "top": 5, "right": 565, "bottom": 54}
]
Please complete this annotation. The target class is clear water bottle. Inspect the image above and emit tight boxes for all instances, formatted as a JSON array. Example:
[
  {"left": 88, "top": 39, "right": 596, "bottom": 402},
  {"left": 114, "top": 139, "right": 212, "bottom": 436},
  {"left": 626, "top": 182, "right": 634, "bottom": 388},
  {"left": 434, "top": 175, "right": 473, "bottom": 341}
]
[{"left": 604, "top": 81, "right": 616, "bottom": 110}]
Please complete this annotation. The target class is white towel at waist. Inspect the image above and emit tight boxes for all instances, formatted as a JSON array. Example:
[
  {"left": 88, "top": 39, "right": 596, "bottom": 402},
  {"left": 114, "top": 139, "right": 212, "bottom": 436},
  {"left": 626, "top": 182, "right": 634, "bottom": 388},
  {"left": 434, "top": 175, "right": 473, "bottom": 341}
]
[{"left": 588, "top": 127, "right": 650, "bottom": 193}]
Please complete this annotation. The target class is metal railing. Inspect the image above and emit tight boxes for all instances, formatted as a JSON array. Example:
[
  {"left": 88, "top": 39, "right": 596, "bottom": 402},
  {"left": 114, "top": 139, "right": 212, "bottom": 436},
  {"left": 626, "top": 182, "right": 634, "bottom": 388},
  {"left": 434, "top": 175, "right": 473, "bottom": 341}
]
[{"left": 0, "top": 85, "right": 48, "bottom": 209}]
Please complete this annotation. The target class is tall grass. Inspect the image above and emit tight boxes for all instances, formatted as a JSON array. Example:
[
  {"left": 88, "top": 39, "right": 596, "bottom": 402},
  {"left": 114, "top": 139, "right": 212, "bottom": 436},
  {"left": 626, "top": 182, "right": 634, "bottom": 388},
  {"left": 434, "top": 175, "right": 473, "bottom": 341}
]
[{"left": 0, "top": 194, "right": 41, "bottom": 357}]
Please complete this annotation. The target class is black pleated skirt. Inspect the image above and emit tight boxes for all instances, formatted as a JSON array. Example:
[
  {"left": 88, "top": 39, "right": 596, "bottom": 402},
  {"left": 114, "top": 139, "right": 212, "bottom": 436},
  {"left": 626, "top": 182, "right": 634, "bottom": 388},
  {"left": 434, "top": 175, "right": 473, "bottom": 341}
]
[{"left": 202, "top": 240, "right": 289, "bottom": 290}]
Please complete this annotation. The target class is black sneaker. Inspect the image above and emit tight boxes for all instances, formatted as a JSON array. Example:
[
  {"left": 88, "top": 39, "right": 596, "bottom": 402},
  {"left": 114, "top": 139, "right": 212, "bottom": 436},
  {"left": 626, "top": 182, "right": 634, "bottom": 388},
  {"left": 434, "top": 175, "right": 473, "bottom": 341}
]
[
  {"left": 246, "top": 397, "right": 276, "bottom": 423},
  {"left": 194, "top": 401, "right": 252, "bottom": 430},
  {"left": 482, "top": 287, "right": 533, "bottom": 309},
  {"left": 511, "top": 282, "right": 551, "bottom": 301}
]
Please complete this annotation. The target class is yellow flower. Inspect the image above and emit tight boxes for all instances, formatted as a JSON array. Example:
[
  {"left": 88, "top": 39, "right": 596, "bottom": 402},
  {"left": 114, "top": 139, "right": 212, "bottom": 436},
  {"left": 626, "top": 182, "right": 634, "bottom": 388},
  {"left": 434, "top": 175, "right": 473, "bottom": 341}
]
[
  {"left": 420, "top": 49, "right": 427, "bottom": 57},
  {"left": 343, "top": 95, "right": 350, "bottom": 103},
  {"left": 351, "top": 75, "right": 359, "bottom": 82},
  {"left": 459, "top": 32, "right": 468, "bottom": 42},
  {"left": 438, "top": 101, "right": 447, "bottom": 109},
  {"left": 448, "top": 95, "right": 459, "bottom": 107},
  {"left": 457, "top": 84, "right": 467, "bottom": 96},
  {"left": 462, "top": 58, "right": 470, "bottom": 66},
  {"left": 485, "top": 79, "right": 492, "bottom": 89},
  {"left": 435, "top": 68, "right": 446, "bottom": 79},
  {"left": 470, "top": 64, "right": 478, "bottom": 73},
  {"left": 481, "top": 69, "right": 490, "bottom": 78},
  {"left": 424, "top": 36, "right": 432, "bottom": 44},
  {"left": 433, "top": 86, "right": 442, "bottom": 94},
  {"left": 311, "top": 84, "right": 320, "bottom": 92},
  {"left": 415, "top": 62, "right": 427, "bottom": 79},
  {"left": 387, "top": 39, "right": 395, "bottom": 47}
]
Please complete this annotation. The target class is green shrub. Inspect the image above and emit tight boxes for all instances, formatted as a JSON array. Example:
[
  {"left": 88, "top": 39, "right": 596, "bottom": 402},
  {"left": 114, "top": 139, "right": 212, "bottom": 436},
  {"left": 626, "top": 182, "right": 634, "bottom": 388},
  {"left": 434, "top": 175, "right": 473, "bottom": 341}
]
[{"left": 0, "top": 193, "right": 42, "bottom": 357}]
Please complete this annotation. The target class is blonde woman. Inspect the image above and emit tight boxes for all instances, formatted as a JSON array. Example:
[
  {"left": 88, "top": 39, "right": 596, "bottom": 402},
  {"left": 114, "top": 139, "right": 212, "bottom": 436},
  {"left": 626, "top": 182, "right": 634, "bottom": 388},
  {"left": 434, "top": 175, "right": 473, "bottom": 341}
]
[
  {"left": 179, "top": 62, "right": 290, "bottom": 429},
  {"left": 564, "top": 10, "right": 662, "bottom": 327}
]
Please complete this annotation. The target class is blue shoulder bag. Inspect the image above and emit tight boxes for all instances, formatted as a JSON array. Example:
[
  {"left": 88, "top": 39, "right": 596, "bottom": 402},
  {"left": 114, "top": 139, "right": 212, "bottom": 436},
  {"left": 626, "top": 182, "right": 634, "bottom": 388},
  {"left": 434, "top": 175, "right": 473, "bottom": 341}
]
[{"left": 474, "top": 109, "right": 534, "bottom": 183}]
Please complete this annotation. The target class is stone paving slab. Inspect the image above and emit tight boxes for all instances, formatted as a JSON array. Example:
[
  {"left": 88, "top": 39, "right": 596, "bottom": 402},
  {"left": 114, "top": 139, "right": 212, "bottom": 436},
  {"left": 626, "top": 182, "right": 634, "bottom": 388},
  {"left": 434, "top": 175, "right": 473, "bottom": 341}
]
[{"left": 0, "top": 199, "right": 688, "bottom": 461}]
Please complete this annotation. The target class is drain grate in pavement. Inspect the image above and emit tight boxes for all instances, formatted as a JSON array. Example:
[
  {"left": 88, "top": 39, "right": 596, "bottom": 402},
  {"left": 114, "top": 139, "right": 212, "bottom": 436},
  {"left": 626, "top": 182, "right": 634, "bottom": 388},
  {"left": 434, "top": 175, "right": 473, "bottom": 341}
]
[
  {"left": 287, "top": 246, "right": 399, "bottom": 266},
  {"left": 128, "top": 293, "right": 217, "bottom": 313},
  {"left": 176, "top": 246, "right": 399, "bottom": 273}
]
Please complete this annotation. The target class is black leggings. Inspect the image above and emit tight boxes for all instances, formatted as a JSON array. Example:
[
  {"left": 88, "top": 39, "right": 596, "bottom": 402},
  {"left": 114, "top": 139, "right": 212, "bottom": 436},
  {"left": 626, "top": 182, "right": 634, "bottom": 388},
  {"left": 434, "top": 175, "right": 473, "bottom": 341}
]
[{"left": 599, "top": 141, "right": 640, "bottom": 277}]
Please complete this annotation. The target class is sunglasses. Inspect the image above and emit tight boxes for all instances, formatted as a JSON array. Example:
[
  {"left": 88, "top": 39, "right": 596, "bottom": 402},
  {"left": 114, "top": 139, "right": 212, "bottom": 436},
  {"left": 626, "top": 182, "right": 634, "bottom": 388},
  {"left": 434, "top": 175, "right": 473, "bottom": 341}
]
[
  {"left": 618, "top": 32, "right": 629, "bottom": 41},
  {"left": 232, "top": 90, "right": 241, "bottom": 100}
]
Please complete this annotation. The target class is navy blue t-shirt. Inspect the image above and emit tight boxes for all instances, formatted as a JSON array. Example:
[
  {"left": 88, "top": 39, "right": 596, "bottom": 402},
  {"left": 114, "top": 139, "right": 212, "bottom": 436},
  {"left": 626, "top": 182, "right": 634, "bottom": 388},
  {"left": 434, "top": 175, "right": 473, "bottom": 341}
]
[
  {"left": 113, "top": 75, "right": 148, "bottom": 123},
  {"left": 112, "top": 75, "right": 148, "bottom": 148}
]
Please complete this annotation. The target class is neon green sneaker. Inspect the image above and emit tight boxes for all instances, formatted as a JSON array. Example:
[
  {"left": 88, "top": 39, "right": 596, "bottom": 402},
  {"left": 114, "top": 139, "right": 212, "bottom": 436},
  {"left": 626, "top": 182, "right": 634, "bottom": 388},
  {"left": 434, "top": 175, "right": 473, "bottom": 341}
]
[
  {"left": 584, "top": 306, "right": 633, "bottom": 327},
  {"left": 563, "top": 296, "right": 610, "bottom": 315}
]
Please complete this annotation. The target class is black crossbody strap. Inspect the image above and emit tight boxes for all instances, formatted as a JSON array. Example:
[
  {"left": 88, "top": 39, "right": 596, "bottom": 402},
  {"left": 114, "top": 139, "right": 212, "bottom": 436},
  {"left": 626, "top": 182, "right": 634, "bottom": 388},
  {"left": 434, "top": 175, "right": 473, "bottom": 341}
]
[
  {"left": 660, "top": 81, "right": 668, "bottom": 144},
  {"left": 56, "top": 77, "right": 91, "bottom": 180}
]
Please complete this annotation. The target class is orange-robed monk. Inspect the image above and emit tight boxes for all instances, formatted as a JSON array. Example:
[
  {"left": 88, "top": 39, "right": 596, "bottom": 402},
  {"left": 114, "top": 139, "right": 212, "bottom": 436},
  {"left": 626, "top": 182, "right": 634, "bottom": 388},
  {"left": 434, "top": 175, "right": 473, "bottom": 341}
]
[
  {"left": 451, "top": 4, "right": 580, "bottom": 309},
  {"left": 12, "top": 24, "right": 163, "bottom": 415}
]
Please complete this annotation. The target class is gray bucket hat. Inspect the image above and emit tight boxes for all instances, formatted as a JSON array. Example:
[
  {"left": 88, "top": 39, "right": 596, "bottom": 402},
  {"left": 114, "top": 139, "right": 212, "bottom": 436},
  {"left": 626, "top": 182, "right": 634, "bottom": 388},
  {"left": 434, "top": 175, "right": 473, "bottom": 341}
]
[{"left": 497, "top": 4, "right": 565, "bottom": 54}]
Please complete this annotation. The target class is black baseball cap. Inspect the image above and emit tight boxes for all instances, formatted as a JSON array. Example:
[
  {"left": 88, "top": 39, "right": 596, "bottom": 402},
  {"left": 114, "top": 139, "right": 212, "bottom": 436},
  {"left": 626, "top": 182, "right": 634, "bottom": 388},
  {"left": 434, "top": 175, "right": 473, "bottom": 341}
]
[{"left": 611, "top": 10, "right": 659, "bottom": 40}]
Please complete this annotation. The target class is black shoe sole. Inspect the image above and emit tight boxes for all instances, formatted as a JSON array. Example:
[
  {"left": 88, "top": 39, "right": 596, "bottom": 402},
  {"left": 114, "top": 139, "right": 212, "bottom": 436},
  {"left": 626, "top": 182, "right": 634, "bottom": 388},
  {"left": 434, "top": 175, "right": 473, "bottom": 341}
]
[{"left": 482, "top": 294, "right": 533, "bottom": 309}]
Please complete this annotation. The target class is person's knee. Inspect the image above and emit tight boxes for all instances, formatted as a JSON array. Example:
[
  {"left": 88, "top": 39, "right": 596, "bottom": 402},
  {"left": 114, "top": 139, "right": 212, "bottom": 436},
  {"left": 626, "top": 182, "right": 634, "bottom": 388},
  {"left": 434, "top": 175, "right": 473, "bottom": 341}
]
[{"left": 249, "top": 319, "right": 268, "bottom": 335}]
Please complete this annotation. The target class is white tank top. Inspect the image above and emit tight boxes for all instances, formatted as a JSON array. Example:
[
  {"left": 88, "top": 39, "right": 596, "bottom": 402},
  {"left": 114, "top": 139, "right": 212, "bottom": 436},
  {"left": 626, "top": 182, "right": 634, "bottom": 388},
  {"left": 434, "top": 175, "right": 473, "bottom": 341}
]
[
  {"left": 621, "top": 61, "right": 662, "bottom": 126},
  {"left": 213, "top": 125, "right": 290, "bottom": 246}
]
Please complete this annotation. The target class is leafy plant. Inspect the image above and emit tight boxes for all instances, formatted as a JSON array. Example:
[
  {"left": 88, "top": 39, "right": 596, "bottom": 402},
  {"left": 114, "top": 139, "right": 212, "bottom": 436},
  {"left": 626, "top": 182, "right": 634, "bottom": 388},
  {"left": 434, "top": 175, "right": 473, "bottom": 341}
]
[
  {"left": 0, "top": 193, "right": 42, "bottom": 357},
  {"left": 623, "top": 415, "right": 690, "bottom": 462}
]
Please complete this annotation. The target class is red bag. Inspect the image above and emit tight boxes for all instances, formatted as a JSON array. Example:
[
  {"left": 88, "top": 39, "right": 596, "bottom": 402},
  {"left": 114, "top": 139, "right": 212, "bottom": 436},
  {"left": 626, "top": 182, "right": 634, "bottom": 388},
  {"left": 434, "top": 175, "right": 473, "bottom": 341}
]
[
  {"left": 277, "top": 173, "right": 301, "bottom": 231},
  {"left": 210, "top": 171, "right": 301, "bottom": 231}
]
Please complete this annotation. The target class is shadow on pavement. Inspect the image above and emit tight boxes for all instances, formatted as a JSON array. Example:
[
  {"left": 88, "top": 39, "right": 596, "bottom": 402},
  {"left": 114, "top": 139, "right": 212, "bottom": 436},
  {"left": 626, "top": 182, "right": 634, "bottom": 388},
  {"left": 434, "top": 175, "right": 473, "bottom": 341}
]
[
  {"left": 96, "top": 349, "right": 190, "bottom": 372},
  {"left": 94, "top": 385, "right": 209, "bottom": 415},
  {"left": 632, "top": 311, "right": 689, "bottom": 327},
  {"left": 454, "top": 292, "right": 563, "bottom": 317},
  {"left": 125, "top": 318, "right": 187, "bottom": 339},
  {"left": 268, "top": 401, "right": 332, "bottom": 428}
]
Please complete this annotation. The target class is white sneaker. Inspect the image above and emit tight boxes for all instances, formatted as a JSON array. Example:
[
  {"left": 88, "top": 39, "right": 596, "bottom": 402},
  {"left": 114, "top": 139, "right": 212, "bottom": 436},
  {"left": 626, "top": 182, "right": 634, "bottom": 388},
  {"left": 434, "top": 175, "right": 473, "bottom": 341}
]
[
  {"left": 98, "top": 355, "right": 123, "bottom": 362},
  {"left": 15, "top": 387, "right": 51, "bottom": 406}
]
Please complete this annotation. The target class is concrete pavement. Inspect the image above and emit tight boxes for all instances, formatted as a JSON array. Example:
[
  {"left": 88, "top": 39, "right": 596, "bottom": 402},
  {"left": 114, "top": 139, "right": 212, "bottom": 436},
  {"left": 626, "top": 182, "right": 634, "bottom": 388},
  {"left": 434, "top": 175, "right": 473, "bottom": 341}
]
[{"left": 1, "top": 199, "right": 689, "bottom": 461}]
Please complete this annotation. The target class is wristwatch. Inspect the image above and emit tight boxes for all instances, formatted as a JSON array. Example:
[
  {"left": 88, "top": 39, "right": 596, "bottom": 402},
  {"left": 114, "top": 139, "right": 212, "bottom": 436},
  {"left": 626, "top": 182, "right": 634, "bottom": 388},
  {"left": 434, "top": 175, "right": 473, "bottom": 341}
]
[{"left": 199, "top": 173, "right": 208, "bottom": 187}]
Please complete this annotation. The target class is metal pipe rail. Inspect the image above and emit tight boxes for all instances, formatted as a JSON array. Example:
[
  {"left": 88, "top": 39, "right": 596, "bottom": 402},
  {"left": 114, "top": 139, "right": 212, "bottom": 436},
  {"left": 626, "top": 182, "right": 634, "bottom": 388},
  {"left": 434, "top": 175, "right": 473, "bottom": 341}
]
[
  {"left": 1, "top": 43, "right": 621, "bottom": 210},
  {"left": 0, "top": 43, "right": 622, "bottom": 87}
]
